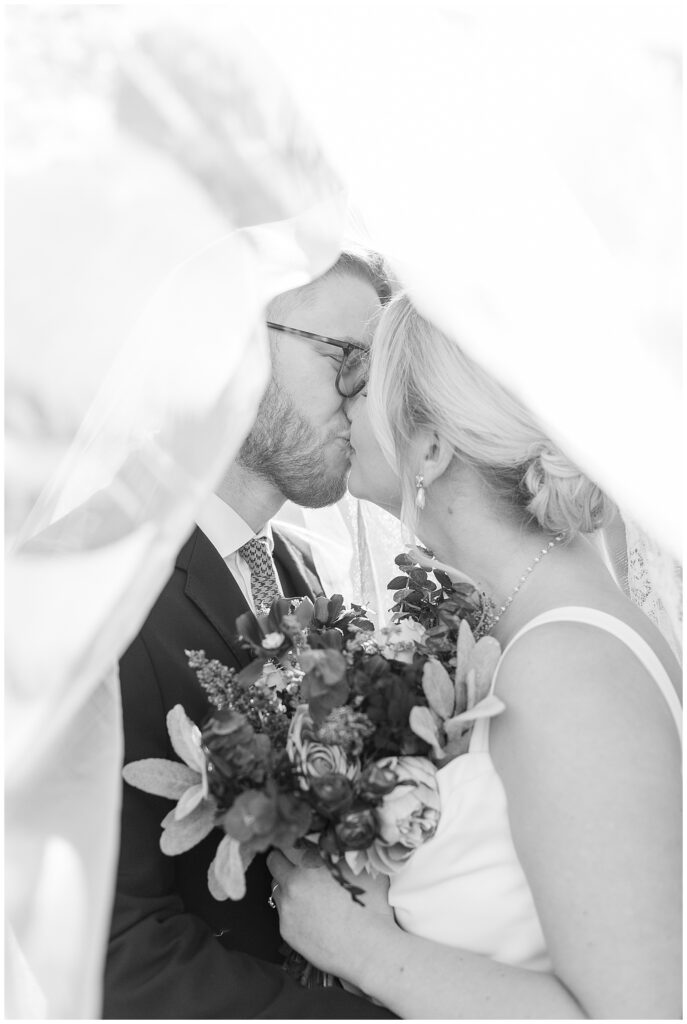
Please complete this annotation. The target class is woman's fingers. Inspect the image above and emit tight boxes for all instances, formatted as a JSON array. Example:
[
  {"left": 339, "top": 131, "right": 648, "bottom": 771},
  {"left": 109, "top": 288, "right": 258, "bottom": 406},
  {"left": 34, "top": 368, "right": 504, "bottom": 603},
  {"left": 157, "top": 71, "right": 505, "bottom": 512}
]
[
  {"left": 276, "top": 841, "right": 308, "bottom": 866},
  {"left": 266, "top": 848, "right": 292, "bottom": 884}
]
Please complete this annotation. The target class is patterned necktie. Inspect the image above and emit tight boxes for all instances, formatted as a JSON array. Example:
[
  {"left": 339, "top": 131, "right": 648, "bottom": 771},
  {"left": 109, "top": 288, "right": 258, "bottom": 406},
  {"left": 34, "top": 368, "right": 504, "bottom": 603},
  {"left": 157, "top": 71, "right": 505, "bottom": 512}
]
[{"left": 238, "top": 537, "right": 283, "bottom": 614}]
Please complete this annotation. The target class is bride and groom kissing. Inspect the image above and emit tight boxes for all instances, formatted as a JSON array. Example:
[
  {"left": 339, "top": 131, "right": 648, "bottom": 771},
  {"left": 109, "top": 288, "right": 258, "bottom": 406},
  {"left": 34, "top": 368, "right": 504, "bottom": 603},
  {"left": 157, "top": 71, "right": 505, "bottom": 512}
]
[{"left": 106, "top": 250, "right": 681, "bottom": 1019}]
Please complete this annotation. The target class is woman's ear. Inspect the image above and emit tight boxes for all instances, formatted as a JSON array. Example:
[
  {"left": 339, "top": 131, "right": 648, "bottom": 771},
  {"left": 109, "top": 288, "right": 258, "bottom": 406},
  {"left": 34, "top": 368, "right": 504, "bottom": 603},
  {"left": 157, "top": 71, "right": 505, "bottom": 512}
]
[{"left": 413, "top": 429, "right": 454, "bottom": 486}]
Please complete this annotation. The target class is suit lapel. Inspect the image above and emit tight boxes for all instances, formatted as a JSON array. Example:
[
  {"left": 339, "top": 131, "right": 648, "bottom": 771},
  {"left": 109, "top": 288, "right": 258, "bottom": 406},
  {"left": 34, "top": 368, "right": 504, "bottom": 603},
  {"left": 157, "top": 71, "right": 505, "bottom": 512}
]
[
  {"left": 273, "top": 530, "right": 325, "bottom": 600},
  {"left": 177, "top": 528, "right": 251, "bottom": 665}
]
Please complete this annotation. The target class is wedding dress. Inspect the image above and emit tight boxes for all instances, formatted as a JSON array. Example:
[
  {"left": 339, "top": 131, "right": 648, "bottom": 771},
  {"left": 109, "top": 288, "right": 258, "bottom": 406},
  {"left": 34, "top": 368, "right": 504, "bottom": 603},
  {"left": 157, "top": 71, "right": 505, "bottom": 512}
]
[{"left": 389, "top": 607, "right": 681, "bottom": 968}]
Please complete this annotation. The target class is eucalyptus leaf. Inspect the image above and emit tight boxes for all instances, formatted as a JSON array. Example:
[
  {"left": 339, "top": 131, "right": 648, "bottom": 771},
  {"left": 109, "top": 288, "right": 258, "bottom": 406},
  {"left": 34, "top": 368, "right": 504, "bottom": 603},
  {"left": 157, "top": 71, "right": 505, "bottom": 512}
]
[
  {"left": 267, "top": 597, "right": 293, "bottom": 632},
  {"left": 314, "top": 595, "right": 331, "bottom": 624},
  {"left": 122, "top": 758, "right": 199, "bottom": 798},
  {"left": 235, "top": 609, "right": 263, "bottom": 647},
  {"left": 294, "top": 596, "right": 315, "bottom": 628},
  {"left": 354, "top": 618, "right": 375, "bottom": 632},
  {"left": 387, "top": 575, "right": 409, "bottom": 590}
]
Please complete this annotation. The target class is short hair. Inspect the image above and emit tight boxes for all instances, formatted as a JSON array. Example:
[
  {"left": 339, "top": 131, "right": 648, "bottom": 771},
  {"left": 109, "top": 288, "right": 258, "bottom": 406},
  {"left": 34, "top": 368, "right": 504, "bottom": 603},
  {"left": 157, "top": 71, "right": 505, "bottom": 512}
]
[
  {"left": 267, "top": 248, "right": 391, "bottom": 321},
  {"left": 367, "top": 292, "right": 615, "bottom": 539},
  {"left": 324, "top": 248, "right": 392, "bottom": 304}
]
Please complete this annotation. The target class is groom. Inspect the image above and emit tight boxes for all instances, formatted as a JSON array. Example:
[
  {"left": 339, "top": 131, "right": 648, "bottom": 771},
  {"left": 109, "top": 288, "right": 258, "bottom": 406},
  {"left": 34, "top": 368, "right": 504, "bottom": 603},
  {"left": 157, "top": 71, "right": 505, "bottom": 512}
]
[{"left": 104, "top": 251, "right": 393, "bottom": 1019}]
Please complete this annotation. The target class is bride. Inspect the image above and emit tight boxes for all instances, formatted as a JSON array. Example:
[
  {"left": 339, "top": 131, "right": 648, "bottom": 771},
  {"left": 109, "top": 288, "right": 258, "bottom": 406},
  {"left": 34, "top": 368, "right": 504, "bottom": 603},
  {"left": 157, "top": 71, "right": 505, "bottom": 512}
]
[{"left": 267, "top": 293, "right": 682, "bottom": 1019}]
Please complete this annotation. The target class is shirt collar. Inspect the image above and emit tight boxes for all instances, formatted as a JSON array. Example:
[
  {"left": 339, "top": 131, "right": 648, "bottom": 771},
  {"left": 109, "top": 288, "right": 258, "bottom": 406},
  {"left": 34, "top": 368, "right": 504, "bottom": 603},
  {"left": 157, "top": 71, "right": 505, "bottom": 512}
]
[{"left": 195, "top": 491, "right": 274, "bottom": 560}]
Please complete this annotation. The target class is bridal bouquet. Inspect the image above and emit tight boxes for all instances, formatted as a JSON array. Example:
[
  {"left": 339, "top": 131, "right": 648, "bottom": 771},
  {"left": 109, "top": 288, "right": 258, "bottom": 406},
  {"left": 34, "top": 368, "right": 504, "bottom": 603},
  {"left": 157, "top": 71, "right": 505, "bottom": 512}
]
[{"left": 123, "top": 551, "right": 504, "bottom": 903}]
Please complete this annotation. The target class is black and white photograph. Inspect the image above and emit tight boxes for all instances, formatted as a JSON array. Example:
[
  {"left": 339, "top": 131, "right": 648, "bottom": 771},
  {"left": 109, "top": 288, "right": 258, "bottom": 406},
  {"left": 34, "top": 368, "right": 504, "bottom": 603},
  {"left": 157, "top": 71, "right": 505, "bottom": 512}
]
[{"left": 5, "top": 2, "right": 682, "bottom": 1019}]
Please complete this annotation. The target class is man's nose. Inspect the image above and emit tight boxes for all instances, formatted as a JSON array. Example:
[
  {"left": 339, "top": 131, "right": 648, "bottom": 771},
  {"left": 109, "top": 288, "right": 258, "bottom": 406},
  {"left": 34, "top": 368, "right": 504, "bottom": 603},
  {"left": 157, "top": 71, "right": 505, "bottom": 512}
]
[{"left": 342, "top": 392, "right": 361, "bottom": 421}]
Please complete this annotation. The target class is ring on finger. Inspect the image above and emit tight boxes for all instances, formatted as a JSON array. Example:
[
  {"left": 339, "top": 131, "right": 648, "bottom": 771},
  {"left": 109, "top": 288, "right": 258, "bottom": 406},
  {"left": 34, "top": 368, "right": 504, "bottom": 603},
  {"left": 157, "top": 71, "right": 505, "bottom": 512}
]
[{"left": 267, "top": 880, "right": 280, "bottom": 910}]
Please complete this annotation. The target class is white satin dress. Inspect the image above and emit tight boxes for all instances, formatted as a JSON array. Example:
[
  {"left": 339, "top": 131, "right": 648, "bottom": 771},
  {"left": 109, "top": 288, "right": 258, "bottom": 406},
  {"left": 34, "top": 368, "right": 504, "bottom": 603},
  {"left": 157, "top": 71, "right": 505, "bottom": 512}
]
[{"left": 388, "top": 607, "right": 682, "bottom": 971}]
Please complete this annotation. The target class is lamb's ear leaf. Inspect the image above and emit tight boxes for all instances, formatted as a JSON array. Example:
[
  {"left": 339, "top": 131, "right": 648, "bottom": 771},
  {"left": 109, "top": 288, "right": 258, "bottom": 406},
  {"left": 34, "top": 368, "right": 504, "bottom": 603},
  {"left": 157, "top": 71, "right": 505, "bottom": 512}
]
[
  {"left": 409, "top": 705, "right": 445, "bottom": 760},
  {"left": 209, "top": 836, "right": 255, "bottom": 901},
  {"left": 454, "top": 620, "right": 476, "bottom": 690},
  {"left": 122, "top": 758, "right": 198, "bottom": 798},
  {"left": 174, "top": 783, "right": 206, "bottom": 820},
  {"left": 448, "top": 694, "right": 506, "bottom": 724},
  {"left": 470, "top": 637, "right": 502, "bottom": 704},
  {"left": 160, "top": 801, "right": 215, "bottom": 855},
  {"left": 422, "top": 659, "right": 455, "bottom": 719},
  {"left": 167, "top": 705, "right": 205, "bottom": 772}
]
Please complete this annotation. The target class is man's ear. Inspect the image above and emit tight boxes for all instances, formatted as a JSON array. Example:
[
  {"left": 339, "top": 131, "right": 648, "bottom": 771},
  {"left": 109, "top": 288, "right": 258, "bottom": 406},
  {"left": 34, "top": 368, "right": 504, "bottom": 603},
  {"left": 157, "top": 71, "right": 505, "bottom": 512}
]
[{"left": 413, "top": 429, "right": 454, "bottom": 486}]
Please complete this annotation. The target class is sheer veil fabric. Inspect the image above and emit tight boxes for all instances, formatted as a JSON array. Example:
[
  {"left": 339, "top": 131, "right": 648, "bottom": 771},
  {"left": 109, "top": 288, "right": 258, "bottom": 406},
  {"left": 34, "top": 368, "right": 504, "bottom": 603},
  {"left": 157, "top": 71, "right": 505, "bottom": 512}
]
[
  {"left": 5, "top": 4, "right": 680, "bottom": 1017},
  {"left": 6, "top": 12, "right": 347, "bottom": 1016}
]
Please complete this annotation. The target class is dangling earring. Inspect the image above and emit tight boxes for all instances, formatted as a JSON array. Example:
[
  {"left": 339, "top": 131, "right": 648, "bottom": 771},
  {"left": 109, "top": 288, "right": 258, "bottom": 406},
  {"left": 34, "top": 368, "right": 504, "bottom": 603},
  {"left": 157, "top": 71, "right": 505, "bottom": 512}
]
[{"left": 415, "top": 474, "right": 426, "bottom": 510}]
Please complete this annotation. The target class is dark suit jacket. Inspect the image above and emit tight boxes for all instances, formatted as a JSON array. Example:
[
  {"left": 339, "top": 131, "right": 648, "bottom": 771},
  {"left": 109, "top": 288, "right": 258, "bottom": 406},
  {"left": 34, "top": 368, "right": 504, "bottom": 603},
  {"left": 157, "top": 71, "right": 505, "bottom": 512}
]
[{"left": 104, "top": 525, "right": 393, "bottom": 1019}]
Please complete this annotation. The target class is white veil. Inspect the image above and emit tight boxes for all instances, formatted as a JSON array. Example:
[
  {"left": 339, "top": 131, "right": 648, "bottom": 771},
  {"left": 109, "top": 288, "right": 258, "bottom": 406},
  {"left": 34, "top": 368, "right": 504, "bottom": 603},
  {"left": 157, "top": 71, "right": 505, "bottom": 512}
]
[
  {"left": 5, "top": 3, "right": 680, "bottom": 1017},
  {"left": 5, "top": 9, "right": 347, "bottom": 1016}
]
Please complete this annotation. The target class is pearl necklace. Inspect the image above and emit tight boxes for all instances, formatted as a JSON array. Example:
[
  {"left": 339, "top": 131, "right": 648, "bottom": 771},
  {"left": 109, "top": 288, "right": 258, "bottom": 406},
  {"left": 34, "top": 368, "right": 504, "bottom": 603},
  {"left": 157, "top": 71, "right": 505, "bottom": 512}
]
[{"left": 482, "top": 533, "right": 564, "bottom": 633}]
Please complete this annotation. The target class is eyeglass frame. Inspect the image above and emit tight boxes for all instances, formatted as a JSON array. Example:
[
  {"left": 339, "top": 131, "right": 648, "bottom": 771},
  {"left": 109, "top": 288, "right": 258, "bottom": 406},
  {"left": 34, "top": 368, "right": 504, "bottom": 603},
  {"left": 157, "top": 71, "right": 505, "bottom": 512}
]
[{"left": 266, "top": 321, "right": 368, "bottom": 398}]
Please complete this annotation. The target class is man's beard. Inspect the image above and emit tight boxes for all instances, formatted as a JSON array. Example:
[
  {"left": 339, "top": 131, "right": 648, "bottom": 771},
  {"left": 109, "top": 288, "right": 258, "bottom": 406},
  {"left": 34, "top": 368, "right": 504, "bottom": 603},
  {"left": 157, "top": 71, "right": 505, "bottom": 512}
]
[{"left": 238, "top": 378, "right": 349, "bottom": 508}]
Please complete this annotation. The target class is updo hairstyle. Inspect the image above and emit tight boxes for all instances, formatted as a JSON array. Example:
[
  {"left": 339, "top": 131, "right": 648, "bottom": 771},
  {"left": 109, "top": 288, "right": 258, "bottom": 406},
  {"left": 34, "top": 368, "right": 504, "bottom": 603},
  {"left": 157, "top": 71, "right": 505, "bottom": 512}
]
[{"left": 366, "top": 293, "right": 614, "bottom": 538}]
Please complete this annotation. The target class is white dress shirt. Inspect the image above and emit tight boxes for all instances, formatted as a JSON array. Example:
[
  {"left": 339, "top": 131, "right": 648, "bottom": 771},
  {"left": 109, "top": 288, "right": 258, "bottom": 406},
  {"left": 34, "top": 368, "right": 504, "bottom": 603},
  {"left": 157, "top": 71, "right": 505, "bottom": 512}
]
[{"left": 195, "top": 492, "right": 277, "bottom": 613}]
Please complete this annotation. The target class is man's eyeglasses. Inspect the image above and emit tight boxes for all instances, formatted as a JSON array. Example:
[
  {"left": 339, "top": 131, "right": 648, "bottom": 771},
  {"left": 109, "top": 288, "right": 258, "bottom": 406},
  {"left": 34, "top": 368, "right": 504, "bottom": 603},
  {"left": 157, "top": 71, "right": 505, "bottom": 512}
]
[{"left": 266, "top": 322, "right": 368, "bottom": 398}]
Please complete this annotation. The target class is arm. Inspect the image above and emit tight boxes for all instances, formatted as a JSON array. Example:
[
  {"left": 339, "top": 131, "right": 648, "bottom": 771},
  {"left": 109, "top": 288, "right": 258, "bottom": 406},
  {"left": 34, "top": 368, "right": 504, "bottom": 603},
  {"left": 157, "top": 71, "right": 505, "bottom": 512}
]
[
  {"left": 490, "top": 624, "right": 682, "bottom": 1019},
  {"left": 268, "top": 855, "right": 584, "bottom": 1019},
  {"left": 105, "top": 633, "right": 395, "bottom": 1020},
  {"left": 270, "top": 626, "right": 682, "bottom": 1019}
]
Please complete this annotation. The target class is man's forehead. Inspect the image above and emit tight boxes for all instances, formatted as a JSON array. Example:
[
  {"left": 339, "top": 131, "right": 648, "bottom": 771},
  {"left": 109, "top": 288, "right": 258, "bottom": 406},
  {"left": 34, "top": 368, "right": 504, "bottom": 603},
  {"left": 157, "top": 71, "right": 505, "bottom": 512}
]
[{"left": 297, "top": 273, "right": 381, "bottom": 344}]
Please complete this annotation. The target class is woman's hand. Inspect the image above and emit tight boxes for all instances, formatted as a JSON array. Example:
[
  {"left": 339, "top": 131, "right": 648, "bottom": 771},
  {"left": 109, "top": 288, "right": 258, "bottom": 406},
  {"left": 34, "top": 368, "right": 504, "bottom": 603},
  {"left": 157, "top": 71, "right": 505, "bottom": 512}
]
[{"left": 266, "top": 848, "right": 396, "bottom": 984}]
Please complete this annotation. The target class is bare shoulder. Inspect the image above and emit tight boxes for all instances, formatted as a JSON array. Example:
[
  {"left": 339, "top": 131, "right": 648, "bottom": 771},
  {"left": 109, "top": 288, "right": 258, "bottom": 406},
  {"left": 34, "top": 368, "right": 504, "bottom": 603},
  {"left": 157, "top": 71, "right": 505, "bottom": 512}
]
[
  {"left": 489, "top": 620, "right": 682, "bottom": 1019},
  {"left": 492, "top": 617, "right": 681, "bottom": 755}
]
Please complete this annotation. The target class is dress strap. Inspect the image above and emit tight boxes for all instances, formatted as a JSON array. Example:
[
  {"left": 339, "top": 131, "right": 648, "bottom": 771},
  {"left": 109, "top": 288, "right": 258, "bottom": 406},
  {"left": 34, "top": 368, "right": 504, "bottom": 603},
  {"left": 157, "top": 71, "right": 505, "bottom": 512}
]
[{"left": 470, "top": 605, "right": 682, "bottom": 752}]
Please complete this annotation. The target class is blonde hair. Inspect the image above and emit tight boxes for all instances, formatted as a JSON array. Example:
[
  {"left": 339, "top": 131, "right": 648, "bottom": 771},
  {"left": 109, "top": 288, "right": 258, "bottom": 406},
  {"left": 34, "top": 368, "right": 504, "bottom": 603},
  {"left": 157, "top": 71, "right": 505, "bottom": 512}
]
[{"left": 366, "top": 293, "right": 614, "bottom": 538}]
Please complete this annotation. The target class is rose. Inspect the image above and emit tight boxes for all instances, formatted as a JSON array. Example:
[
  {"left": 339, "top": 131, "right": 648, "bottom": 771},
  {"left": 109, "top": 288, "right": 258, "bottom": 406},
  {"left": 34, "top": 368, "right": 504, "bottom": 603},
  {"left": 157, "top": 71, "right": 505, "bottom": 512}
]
[
  {"left": 334, "top": 808, "right": 377, "bottom": 850},
  {"left": 287, "top": 706, "right": 360, "bottom": 789},
  {"left": 312, "top": 706, "right": 375, "bottom": 757},
  {"left": 309, "top": 773, "right": 355, "bottom": 816},
  {"left": 365, "top": 755, "right": 440, "bottom": 872},
  {"left": 373, "top": 619, "right": 427, "bottom": 664},
  {"left": 375, "top": 755, "right": 440, "bottom": 847},
  {"left": 357, "top": 763, "right": 399, "bottom": 801},
  {"left": 346, "top": 839, "right": 422, "bottom": 877}
]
